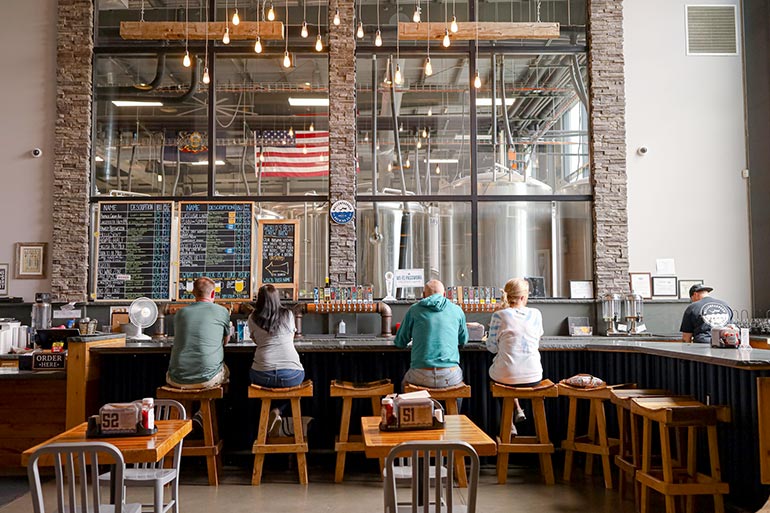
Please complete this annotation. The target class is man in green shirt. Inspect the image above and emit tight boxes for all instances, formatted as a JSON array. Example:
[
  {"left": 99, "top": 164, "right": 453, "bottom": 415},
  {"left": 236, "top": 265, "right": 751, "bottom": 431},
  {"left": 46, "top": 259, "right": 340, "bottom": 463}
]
[
  {"left": 394, "top": 279, "right": 468, "bottom": 389},
  {"left": 166, "top": 277, "right": 231, "bottom": 389}
]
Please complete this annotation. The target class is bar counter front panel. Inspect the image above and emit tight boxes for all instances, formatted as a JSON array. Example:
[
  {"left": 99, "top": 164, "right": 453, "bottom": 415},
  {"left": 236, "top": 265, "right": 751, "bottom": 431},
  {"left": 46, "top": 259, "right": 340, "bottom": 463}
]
[{"left": 91, "top": 339, "right": 770, "bottom": 510}]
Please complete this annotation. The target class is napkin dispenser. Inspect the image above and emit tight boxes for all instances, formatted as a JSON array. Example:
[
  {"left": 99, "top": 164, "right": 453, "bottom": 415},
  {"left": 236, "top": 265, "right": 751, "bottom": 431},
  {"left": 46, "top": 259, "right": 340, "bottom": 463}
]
[{"left": 393, "top": 391, "right": 444, "bottom": 429}]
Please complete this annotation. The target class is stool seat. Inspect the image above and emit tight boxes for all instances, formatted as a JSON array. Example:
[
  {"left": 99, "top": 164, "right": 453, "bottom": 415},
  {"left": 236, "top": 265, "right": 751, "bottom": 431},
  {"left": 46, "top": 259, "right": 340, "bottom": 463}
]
[
  {"left": 329, "top": 379, "right": 394, "bottom": 483},
  {"left": 630, "top": 397, "right": 731, "bottom": 425},
  {"left": 491, "top": 379, "right": 558, "bottom": 485},
  {"left": 249, "top": 380, "right": 314, "bottom": 485},
  {"left": 155, "top": 385, "right": 224, "bottom": 486},
  {"left": 402, "top": 382, "right": 471, "bottom": 487}
]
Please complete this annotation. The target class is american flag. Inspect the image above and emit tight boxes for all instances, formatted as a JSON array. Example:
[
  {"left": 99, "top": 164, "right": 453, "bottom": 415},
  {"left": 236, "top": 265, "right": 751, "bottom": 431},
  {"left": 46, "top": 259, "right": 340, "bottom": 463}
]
[{"left": 257, "top": 130, "right": 329, "bottom": 177}]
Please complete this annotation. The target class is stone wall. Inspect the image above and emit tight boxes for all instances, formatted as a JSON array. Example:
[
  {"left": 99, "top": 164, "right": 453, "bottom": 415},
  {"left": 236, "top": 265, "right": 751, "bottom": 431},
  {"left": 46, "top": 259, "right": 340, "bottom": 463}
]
[
  {"left": 327, "top": 0, "right": 357, "bottom": 285},
  {"left": 52, "top": 0, "right": 93, "bottom": 301},
  {"left": 587, "top": 0, "right": 630, "bottom": 296}
]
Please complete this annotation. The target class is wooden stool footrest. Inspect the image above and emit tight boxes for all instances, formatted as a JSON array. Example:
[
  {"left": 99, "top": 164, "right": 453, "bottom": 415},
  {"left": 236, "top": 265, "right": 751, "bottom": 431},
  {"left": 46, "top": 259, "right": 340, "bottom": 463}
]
[
  {"left": 252, "top": 442, "right": 308, "bottom": 454},
  {"left": 183, "top": 440, "right": 223, "bottom": 456}
]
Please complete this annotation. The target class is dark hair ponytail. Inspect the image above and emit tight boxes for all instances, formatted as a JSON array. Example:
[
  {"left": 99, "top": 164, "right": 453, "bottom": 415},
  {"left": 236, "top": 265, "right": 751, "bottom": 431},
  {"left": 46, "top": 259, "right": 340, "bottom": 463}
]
[{"left": 250, "top": 284, "right": 292, "bottom": 333}]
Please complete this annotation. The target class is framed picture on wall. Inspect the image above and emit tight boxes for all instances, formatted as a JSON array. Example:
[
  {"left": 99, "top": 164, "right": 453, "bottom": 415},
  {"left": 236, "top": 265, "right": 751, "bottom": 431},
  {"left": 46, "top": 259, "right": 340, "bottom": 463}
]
[
  {"left": 629, "top": 272, "right": 652, "bottom": 299},
  {"left": 15, "top": 242, "right": 47, "bottom": 279},
  {"left": 678, "top": 279, "right": 704, "bottom": 300},
  {"left": 0, "top": 263, "right": 8, "bottom": 296},
  {"left": 652, "top": 276, "right": 678, "bottom": 298}
]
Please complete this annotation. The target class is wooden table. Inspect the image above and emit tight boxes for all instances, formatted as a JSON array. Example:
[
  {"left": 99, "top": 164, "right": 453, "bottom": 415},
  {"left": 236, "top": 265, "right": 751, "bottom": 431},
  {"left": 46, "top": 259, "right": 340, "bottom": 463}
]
[
  {"left": 361, "top": 415, "right": 497, "bottom": 459},
  {"left": 21, "top": 419, "right": 192, "bottom": 467}
]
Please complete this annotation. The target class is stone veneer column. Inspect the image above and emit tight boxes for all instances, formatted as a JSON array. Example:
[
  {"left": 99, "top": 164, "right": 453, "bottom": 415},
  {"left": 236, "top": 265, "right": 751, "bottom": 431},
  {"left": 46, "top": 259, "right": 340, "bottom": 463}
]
[
  {"left": 52, "top": 0, "right": 93, "bottom": 301},
  {"left": 587, "top": 0, "right": 629, "bottom": 296},
  {"left": 327, "top": 0, "right": 357, "bottom": 285}
]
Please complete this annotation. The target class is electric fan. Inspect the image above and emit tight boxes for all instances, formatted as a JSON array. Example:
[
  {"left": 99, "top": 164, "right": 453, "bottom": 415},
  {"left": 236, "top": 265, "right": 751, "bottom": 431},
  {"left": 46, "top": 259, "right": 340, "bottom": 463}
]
[{"left": 127, "top": 297, "right": 158, "bottom": 341}]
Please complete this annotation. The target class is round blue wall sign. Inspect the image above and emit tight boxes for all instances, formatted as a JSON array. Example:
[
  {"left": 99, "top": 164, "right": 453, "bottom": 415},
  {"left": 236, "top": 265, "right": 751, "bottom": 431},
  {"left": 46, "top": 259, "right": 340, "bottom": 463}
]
[{"left": 330, "top": 200, "right": 355, "bottom": 224}]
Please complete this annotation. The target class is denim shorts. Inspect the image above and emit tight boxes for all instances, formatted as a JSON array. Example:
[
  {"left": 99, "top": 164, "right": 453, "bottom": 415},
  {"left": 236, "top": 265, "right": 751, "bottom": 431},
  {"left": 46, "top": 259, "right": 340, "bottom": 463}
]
[
  {"left": 403, "top": 366, "right": 464, "bottom": 390},
  {"left": 249, "top": 368, "right": 305, "bottom": 388}
]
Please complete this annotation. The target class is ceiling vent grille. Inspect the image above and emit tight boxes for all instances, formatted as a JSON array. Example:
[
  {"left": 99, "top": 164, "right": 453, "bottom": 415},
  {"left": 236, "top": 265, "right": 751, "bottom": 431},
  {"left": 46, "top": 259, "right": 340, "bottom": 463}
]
[{"left": 686, "top": 5, "right": 738, "bottom": 55}]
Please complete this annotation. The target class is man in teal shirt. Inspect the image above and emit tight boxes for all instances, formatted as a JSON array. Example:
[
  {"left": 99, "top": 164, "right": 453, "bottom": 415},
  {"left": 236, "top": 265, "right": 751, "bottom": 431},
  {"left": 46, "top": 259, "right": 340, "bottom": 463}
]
[
  {"left": 394, "top": 279, "right": 468, "bottom": 389},
  {"left": 167, "top": 277, "right": 231, "bottom": 389}
]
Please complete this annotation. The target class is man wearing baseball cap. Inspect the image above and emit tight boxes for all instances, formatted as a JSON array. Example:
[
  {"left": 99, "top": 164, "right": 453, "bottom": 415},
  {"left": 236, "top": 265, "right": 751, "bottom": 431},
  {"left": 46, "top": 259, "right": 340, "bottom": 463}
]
[{"left": 680, "top": 284, "right": 733, "bottom": 343}]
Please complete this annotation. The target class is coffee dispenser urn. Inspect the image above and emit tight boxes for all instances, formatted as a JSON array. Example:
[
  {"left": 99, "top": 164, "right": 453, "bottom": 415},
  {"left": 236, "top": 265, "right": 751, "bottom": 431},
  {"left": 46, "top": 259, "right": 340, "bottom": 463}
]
[
  {"left": 624, "top": 293, "right": 645, "bottom": 334},
  {"left": 30, "top": 292, "right": 52, "bottom": 338},
  {"left": 601, "top": 294, "right": 623, "bottom": 336}
]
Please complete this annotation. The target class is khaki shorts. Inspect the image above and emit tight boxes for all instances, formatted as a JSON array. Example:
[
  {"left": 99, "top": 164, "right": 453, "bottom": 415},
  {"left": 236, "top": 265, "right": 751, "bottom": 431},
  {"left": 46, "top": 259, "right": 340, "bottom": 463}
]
[{"left": 166, "top": 364, "right": 230, "bottom": 390}]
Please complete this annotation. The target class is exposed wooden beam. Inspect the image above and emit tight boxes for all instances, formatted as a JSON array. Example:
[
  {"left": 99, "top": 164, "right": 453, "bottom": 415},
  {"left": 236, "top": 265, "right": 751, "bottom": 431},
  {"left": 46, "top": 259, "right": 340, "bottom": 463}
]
[
  {"left": 120, "top": 21, "right": 285, "bottom": 41},
  {"left": 398, "top": 22, "right": 560, "bottom": 41}
]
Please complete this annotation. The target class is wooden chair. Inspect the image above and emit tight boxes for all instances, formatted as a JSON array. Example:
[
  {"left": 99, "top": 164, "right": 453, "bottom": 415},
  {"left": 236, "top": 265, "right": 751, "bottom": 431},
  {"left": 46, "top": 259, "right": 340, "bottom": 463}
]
[
  {"left": 631, "top": 397, "right": 731, "bottom": 513},
  {"left": 559, "top": 382, "right": 634, "bottom": 489},
  {"left": 156, "top": 385, "right": 224, "bottom": 486},
  {"left": 491, "top": 379, "right": 558, "bottom": 485},
  {"left": 248, "top": 380, "right": 314, "bottom": 485},
  {"left": 330, "top": 379, "right": 394, "bottom": 482},
  {"left": 403, "top": 383, "right": 472, "bottom": 487},
  {"left": 609, "top": 388, "right": 672, "bottom": 505}
]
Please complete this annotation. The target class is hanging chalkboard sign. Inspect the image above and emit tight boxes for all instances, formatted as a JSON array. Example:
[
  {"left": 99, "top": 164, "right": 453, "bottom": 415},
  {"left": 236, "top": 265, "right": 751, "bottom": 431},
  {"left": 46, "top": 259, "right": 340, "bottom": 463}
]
[
  {"left": 177, "top": 201, "right": 254, "bottom": 301},
  {"left": 94, "top": 201, "right": 173, "bottom": 300},
  {"left": 257, "top": 219, "right": 300, "bottom": 299}
]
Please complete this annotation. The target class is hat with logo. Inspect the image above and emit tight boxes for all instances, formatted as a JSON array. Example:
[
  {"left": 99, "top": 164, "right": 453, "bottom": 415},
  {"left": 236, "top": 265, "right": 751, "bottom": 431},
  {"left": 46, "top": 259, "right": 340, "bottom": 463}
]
[{"left": 689, "top": 284, "right": 713, "bottom": 297}]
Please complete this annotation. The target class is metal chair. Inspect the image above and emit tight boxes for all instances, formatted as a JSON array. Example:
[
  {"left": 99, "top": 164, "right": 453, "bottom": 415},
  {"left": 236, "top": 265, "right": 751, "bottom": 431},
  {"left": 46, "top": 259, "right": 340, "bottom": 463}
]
[
  {"left": 100, "top": 399, "right": 186, "bottom": 513},
  {"left": 27, "top": 441, "right": 142, "bottom": 513},
  {"left": 384, "top": 441, "right": 479, "bottom": 513}
]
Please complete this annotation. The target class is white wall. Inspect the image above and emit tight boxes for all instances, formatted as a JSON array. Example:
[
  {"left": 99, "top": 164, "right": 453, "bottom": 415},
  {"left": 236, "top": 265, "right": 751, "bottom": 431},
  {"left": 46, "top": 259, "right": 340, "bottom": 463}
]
[
  {"left": 0, "top": 0, "right": 56, "bottom": 301},
  {"left": 624, "top": 0, "right": 751, "bottom": 314}
]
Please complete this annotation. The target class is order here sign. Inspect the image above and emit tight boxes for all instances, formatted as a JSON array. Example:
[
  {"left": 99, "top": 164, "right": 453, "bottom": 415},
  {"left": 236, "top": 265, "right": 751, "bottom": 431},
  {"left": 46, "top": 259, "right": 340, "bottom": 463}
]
[{"left": 393, "top": 269, "right": 425, "bottom": 289}]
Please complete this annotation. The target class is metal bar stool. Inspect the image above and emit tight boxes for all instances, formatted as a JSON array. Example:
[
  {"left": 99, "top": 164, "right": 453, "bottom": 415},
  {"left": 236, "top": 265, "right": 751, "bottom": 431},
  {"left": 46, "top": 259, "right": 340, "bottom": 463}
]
[
  {"left": 491, "top": 379, "right": 558, "bottom": 485},
  {"left": 248, "top": 380, "right": 314, "bottom": 485},
  {"left": 156, "top": 385, "right": 224, "bottom": 486},
  {"left": 559, "top": 382, "right": 635, "bottom": 489},
  {"left": 631, "top": 396, "right": 730, "bottom": 513},
  {"left": 330, "top": 379, "right": 394, "bottom": 483},
  {"left": 403, "top": 382, "right": 472, "bottom": 488}
]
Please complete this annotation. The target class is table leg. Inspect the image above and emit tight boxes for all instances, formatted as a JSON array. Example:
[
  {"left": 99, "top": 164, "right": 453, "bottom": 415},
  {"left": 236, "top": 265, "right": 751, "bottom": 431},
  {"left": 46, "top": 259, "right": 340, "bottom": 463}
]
[{"left": 109, "top": 464, "right": 117, "bottom": 504}]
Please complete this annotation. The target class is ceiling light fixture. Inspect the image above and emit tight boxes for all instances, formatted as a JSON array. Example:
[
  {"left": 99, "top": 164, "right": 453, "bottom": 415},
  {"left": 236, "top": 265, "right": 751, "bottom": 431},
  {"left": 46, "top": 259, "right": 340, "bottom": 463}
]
[
  {"left": 301, "top": 21, "right": 309, "bottom": 38},
  {"left": 112, "top": 100, "right": 164, "bottom": 107},
  {"left": 288, "top": 97, "right": 329, "bottom": 106},
  {"left": 427, "top": 107, "right": 432, "bottom": 116},
  {"left": 255, "top": 36, "right": 263, "bottom": 53},
  {"left": 375, "top": 0, "right": 382, "bottom": 46},
  {"left": 267, "top": 2, "right": 275, "bottom": 21},
  {"left": 435, "top": 164, "right": 441, "bottom": 174},
  {"left": 309, "top": 122, "right": 315, "bottom": 131},
  {"left": 282, "top": 0, "right": 291, "bottom": 67},
  {"left": 426, "top": 158, "right": 458, "bottom": 164},
  {"left": 473, "top": 0, "right": 481, "bottom": 88},
  {"left": 476, "top": 98, "right": 515, "bottom": 106},
  {"left": 223, "top": 0, "right": 231, "bottom": 44},
  {"left": 424, "top": 0, "right": 432, "bottom": 76},
  {"left": 413, "top": 4, "right": 421, "bottom": 23},
  {"left": 473, "top": 69, "right": 481, "bottom": 89},
  {"left": 356, "top": 0, "right": 364, "bottom": 38},
  {"left": 333, "top": 7, "right": 341, "bottom": 26},
  {"left": 422, "top": 128, "right": 428, "bottom": 138},
  {"left": 301, "top": 0, "right": 309, "bottom": 38},
  {"left": 283, "top": 50, "right": 292, "bottom": 68},
  {"left": 183, "top": 0, "right": 191, "bottom": 67},
  {"left": 288, "top": 127, "right": 295, "bottom": 137},
  {"left": 315, "top": 3, "right": 323, "bottom": 51},
  {"left": 442, "top": 28, "right": 450, "bottom": 47},
  {"left": 424, "top": 57, "right": 432, "bottom": 76},
  {"left": 450, "top": 0, "right": 458, "bottom": 32},
  {"left": 202, "top": 2, "right": 210, "bottom": 83},
  {"left": 191, "top": 160, "right": 226, "bottom": 166},
  {"left": 232, "top": 0, "right": 240, "bottom": 25}
]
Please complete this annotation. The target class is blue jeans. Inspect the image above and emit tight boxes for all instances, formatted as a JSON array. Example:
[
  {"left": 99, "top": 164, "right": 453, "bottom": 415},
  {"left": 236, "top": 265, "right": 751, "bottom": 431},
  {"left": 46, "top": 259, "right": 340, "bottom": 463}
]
[
  {"left": 402, "top": 366, "right": 465, "bottom": 411},
  {"left": 250, "top": 368, "right": 305, "bottom": 414}
]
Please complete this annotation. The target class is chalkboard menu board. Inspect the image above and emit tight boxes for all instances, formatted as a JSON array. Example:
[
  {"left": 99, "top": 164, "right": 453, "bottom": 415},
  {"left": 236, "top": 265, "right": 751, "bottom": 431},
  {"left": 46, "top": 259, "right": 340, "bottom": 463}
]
[
  {"left": 178, "top": 202, "right": 254, "bottom": 301},
  {"left": 257, "top": 219, "right": 300, "bottom": 297},
  {"left": 95, "top": 201, "right": 173, "bottom": 300}
]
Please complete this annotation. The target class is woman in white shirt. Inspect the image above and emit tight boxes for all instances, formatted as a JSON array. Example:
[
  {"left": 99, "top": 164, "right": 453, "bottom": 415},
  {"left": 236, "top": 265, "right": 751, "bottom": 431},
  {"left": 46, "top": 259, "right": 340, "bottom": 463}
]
[{"left": 486, "top": 278, "right": 544, "bottom": 427}]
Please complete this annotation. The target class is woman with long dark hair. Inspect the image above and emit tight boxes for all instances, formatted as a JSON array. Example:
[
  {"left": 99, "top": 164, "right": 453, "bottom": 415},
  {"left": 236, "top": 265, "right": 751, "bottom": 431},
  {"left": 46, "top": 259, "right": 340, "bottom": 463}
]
[{"left": 248, "top": 284, "right": 306, "bottom": 436}]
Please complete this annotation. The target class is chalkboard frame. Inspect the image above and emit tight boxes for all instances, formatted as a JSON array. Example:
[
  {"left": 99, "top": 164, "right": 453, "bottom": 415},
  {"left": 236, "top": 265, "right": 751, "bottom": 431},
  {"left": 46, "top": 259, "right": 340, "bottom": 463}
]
[
  {"left": 257, "top": 219, "right": 300, "bottom": 300},
  {"left": 92, "top": 200, "right": 174, "bottom": 302},
  {"left": 176, "top": 201, "right": 256, "bottom": 302}
]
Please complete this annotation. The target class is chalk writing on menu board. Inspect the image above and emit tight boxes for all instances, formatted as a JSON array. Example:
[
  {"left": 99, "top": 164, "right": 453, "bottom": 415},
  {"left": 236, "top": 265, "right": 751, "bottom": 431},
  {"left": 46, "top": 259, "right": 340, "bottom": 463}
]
[
  {"left": 95, "top": 202, "right": 172, "bottom": 300},
  {"left": 260, "top": 222, "right": 296, "bottom": 285},
  {"left": 178, "top": 202, "right": 253, "bottom": 300}
]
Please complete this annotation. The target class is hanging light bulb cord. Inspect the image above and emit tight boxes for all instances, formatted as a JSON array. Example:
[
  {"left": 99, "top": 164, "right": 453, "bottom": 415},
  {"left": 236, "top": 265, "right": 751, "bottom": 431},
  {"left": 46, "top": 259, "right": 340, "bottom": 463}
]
[{"left": 184, "top": 0, "right": 189, "bottom": 53}]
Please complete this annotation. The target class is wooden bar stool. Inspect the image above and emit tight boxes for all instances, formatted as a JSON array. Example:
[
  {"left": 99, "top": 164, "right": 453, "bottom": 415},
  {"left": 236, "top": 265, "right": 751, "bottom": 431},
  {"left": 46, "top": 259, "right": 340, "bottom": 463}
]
[
  {"left": 610, "top": 388, "right": 672, "bottom": 503},
  {"left": 403, "top": 382, "right": 472, "bottom": 487},
  {"left": 248, "top": 380, "right": 314, "bottom": 485},
  {"left": 631, "top": 397, "right": 730, "bottom": 513},
  {"left": 156, "top": 385, "right": 224, "bottom": 486},
  {"left": 330, "top": 379, "right": 394, "bottom": 483},
  {"left": 491, "top": 379, "right": 558, "bottom": 485},
  {"left": 559, "top": 382, "right": 634, "bottom": 489}
]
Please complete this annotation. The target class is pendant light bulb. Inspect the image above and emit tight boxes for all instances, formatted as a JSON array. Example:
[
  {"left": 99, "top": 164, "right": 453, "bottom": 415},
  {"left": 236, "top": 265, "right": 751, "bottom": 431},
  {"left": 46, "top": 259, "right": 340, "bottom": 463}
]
[
  {"left": 387, "top": 162, "right": 393, "bottom": 172},
  {"left": 442, "top": 28, "right": 450, "bottom": 47},
  {"left": 413, "top": 6, "right": 421, "bottom": 22},
  {"left": 417, "top": 139, "right": 422, "bottom": 149},
  {"left": 301, "top": 21, "right": 309, "bottom": 38},
  {"left": 232, "top": 9, "right": 240, "bottom": 25},
  {"left": 259, "top": 152, "right": 265, "bottom": 162},
  {"left": 427, "top": 107, "right": 432, "bottom": 116},
  {"left": 424, "top": 57, "right": 433, "bottom": 76},
  {"left": 283, "top": 50, "right": 292, "bottom": 68},
  {"left": 202, "top": 67, "right": 210, "bottom": 84},
  {"left": 374, "top": 29, "right": 382, "bottom": 47},
  {"left": 302, "top": 146, "right": 308, "bottom": 154},
  {"left": 421, "top": 127, "right": 428, "bottom": 138},
  {"left": 315, "top": 34, "right": 323, "bottom": 51},
  {"left": 450, "top": 15, "right": 458, "bottom": 33},
  {"left": 223, "top": 27, "right": 231, "bottom": 44},
  {"left": 399, "top": 123, "right": 403, "bottom": 132},
  {"left": 288, "top": 127, "right": 294, "bottom": 137},
  {"left": 267, "top": 3, "right": 275, "bottom": 21},
  {"left": 254, "top": 36, "right": 263, "bottom": 53},
  {"left": 183, "top": 50, "right": 192, "bottom": 68},
  {"left": 473, "top": 69, "right": 482, "bottom": 89},
  {"left": 405, "top": 158, "right": 411, "bottom": 168},
  {"left": 394, "top": 64, "right": 403, "bottom": 85},
  {"left": 364, "top": 132, "right": 369, "bottom": 142},
  {"left": 356, "top": 21, "right": 365, "bottom": 39},
  {"left": 435, "top": 164, "right": 441, "bottom": 174},
  {"left": 309, "top": 122, "right": 315, "bottom": 132},
  {"left": 333, "top": 8, "right": 341, "bottom": 25}
]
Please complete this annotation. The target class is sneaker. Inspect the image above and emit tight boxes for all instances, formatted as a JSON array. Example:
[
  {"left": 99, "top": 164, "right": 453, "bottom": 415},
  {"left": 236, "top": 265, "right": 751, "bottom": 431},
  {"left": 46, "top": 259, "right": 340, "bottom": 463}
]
[
  {"left": 190, "top": 410, "right": 204, "bottom": 439},
  {"left": 268, "top": 408, "right": 282, "bottom": 438},
  {"left": 278, "top": 416, "right": 314, "bottom": 438},
  {"left": 514, "top": 406, "right": 527, "bottom": 424},
  {"left": 509, "top": 422, "right": 518, "bottom": 437}
]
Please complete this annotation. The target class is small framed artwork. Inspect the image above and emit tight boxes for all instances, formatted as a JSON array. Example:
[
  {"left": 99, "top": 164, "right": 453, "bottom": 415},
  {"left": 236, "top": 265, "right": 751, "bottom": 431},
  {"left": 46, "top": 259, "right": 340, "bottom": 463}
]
[
  {"left": 652, "top": 276, "right": 678, "bottom": 298},
  {"left": 629, "top": 272, "right": 652, "bottom": 299},
  {"left": 15, "top": 242, "right": 47, "bottom": 279},
  {"left": 0, "top": 263, "right": 8, "bottom": 296},
  {"left": 570, "top": 280, "right": 594, "bottom": 299},
  {"left": 678, "top": 279, "right": 704, "bottom": 300}
]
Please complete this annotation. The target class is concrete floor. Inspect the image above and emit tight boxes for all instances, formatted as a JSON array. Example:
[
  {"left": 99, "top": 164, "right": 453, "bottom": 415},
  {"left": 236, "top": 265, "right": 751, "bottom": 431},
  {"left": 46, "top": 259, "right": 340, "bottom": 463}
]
[{"left": 1, "top": 463, "right": 642, "bottom": 513}]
